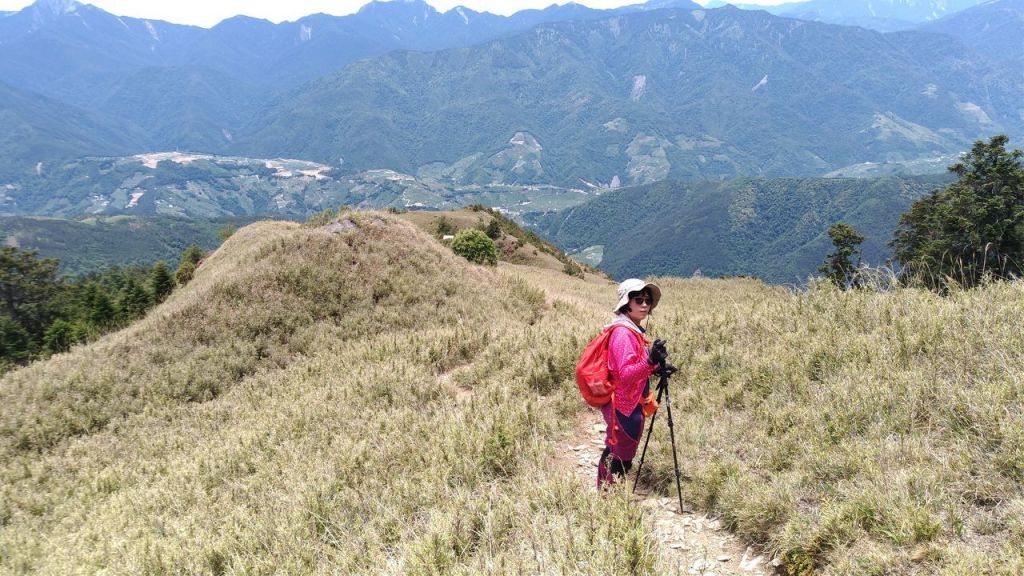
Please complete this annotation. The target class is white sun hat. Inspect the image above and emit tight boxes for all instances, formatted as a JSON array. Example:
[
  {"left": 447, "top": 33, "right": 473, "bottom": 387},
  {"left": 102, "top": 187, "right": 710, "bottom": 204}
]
[{"left": 613, "top": 278, "right": 662, "bottom": 312}]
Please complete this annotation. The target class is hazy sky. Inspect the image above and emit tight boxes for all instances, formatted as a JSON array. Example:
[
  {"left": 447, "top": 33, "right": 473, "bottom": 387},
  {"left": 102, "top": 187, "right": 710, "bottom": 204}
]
[{"left": 0, "top": 0, "right": 786, "bottom": 28}]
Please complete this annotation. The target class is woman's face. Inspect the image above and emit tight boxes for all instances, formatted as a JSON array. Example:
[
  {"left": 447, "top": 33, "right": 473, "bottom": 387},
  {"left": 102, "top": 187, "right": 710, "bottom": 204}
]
[{"left": 624, "top": 289, "right": 652, "bottom": 324}]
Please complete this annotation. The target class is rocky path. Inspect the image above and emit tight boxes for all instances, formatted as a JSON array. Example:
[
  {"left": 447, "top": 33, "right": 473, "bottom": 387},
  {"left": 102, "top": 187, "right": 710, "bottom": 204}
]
[{"left": 559, "top": 409, "right": 774, "bottom": 576}]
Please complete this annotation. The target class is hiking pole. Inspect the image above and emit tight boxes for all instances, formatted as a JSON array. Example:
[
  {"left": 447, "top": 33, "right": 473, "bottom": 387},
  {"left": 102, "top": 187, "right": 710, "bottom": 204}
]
[
  {"left": 632, "top": 368, "right": 667, "bottom": 494},
  {"left": 660, "top": 360, "right": 686, "bottom": 515},
  {"left": 632, "top": 360, "right": 686, "bottom": 514}
]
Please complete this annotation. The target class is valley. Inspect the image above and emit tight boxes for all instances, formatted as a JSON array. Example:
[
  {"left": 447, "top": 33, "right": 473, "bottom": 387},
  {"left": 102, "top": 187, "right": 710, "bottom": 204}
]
[{"left": 0, "top": 152, "right": 592, "bottom": 219}]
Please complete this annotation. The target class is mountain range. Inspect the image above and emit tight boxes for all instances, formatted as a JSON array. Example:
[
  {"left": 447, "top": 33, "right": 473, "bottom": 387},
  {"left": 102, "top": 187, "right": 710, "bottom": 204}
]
[
  {"left": 241, "top": 5, "right": 1024, "bottom": 186},
  {"left": 920, "top": 0, "right": 1024, "bottom": 64},
  {"left": 0, "top": 0, "right": 697, "bottom": 179},
  {"left": 776, "top": 0, "right": 987, "bottom": 31},
  {"left": 0, "top": 0, "right": 702, "bottom": 105},
  {"left": 0, "top": 0, "right": 1021, "bottom": 207}
]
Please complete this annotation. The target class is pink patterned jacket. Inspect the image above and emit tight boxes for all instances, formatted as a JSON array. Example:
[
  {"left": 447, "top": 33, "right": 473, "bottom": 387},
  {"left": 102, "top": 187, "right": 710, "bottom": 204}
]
[{"left": 605, "top": 318, "right": 654, "bottom": 416}]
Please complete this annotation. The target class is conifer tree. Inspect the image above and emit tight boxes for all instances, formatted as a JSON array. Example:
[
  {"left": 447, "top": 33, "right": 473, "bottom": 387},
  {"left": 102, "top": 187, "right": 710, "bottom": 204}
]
[
  {"left": 175, "top": 246, "right": 205, "bottom": 286},
  {"left": 0, "top": 315, "right": 32, "bottom": 364},
  {"left": 85, "top": 283, "right": 116, "bottom": 328},
  {"left": 485, "top": 219, "right": 501, "bottom": 240},
  {"left": 891, "top": 135, "right": 1024, "bottom": 289},
  {"left": 151, "top": 261, "right": 174, "bottom": 303},
  {"left": 175, "top": 261, "right": 196, "bottom": 286},
  {"left": 43, "top": 318, "right": 74, "bottom": 353},
  {"left": 181, "top": 246, "right": 204, "bottom": 267},
  {"left": 819, "top": 223, "right": 865, "bottom": 289},
  {"left": 119, "top": 277, "right": 152, "bottom": 320},
  {"left": 0, "top": 247, "right": 62, "bottom": 340}
]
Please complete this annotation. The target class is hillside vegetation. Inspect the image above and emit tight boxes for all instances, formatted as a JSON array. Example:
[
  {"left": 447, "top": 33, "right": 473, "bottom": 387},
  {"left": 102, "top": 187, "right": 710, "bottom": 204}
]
[
  {"left": 2, "top": 213, "right": 1022, "bottom": 574},
  {"left": 0, "top": 213, "right": 653, "bottom": 574},
  {"left": 0, "top": 154, "right": 585, "bottom": 219},
  {"left": 649, "top": 278, "right": 1024, "bottom": 573},
  {"left": 533, "top": 175, "right": 951, "bottom": 283},
  {"left": 0, "top": 215, "right": 228, "bottom": 274}
]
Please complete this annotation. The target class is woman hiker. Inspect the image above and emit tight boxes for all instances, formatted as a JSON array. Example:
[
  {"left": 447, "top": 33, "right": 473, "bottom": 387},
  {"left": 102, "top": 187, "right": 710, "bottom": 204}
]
[{"left": 597, "top": 278, "right": 672, "bottom": 488}]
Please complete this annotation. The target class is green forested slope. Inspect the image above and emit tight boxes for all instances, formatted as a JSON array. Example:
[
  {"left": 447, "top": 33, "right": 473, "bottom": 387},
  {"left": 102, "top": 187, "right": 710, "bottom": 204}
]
[
  {"left": 533, "top": 175, "right": 951, "bottom": 283},
  {"left": 0, "top": 215, "right": 228, "bottom": 274},
  {"left": 91, "top": 66, "right": 259, "bottom": 154},
  {"left": 0, "top": 81, "right": 144, "bottom": 179}
]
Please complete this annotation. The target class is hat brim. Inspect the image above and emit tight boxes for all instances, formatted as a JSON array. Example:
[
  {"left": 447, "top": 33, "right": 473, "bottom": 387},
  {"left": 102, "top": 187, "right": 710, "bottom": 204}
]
[{"left": 614, "top": 281, "right": 662, "bottom": 312}]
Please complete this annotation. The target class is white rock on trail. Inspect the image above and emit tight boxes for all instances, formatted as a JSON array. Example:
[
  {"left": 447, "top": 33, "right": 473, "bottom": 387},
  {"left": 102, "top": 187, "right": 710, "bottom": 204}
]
[
  {"left": 688, "top": 558, "right": 712, "bottom": 574},
  {"left": 740, "top": 547, "right": 766, "bottom": 571}
]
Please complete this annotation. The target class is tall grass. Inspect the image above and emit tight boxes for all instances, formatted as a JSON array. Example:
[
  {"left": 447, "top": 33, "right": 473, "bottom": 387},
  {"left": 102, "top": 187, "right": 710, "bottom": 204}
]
[
  {"left": 4, "top": 212, "right": 1023, "bottom": 574},
  {"left": 0, "top": 214, "right": 664, "bottom": 575},
  {"left": 639, "top": 278, "right": 1024, "bottom": 574}
]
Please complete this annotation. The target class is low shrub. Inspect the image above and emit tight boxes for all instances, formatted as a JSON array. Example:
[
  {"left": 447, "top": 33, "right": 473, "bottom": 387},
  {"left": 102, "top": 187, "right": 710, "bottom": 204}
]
[{"left": 451, "top": 229, "right": 498, "bottom": 266}]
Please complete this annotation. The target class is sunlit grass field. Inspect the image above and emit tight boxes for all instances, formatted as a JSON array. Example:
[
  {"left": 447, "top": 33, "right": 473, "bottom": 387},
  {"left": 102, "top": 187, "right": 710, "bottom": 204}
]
[
  {"left": 647, "top": 278, "right": 1024, "bottom": 575},
  {"left": 2, "top": 212, "right": 1023, "bottom": 574}
]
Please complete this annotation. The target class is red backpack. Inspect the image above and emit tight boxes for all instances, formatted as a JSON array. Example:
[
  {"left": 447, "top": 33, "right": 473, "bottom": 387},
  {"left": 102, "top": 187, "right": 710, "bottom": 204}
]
[{"left": 576, "top": 325, "right": 645, "bottom": 407}]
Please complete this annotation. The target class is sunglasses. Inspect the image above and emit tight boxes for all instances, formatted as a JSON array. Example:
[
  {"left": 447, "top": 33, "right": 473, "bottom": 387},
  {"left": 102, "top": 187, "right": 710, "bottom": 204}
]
[{"left": 631, "top": 295, "right": 652, "bottom": 305}]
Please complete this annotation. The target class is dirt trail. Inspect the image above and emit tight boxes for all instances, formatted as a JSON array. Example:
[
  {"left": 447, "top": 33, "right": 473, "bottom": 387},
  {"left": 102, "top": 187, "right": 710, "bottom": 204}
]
[{"left": 557, "top": 409, "right": 775, "bottom": 576}]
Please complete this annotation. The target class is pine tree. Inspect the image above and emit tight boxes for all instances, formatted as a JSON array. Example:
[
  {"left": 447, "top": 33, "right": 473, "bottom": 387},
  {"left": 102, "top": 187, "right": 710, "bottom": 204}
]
[
  {"left": 0, "top": 315, "right": 32, "bottom": 364},
  {"left": 485, "top": 219, "right": 501, "bottom": 240},
  {"left": 891, "top": 135, "right": 1024, "bottom": 289},
  {"left": 151, "top": 261, "right": 174, "bottom": 303},
  {"left": 818, "top": 223, "right": 865, "bottom": 289},
  {"left": 0, "top": 247, "right": 62, "bottom": 340},
  {"left": 181, "top": 246, "right": 205, "bottom": 267},
  {"left": 43, "top": 318, "right": 74, "bottom": 353},
  {"left": 119, "top": 277, "right": 152, "bottom": 320},
  {"left": 175, "top": 260, "right": 196, "bottom": 286},
  {"left": 85, "top": 283, "right": 116, "bottom": 328},
  {"left": 175, "top": 246, "right": 205, "bottom": 287}
]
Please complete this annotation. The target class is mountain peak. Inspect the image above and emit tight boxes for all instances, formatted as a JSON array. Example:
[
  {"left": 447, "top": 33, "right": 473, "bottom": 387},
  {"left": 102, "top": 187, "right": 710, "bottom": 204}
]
[
  {"left": 640, "top": 0, "right": 701, "bottom": 10},
  {"left": 30, "top": 0, "right": 79, "bottom": 17},
  {"left": 358, "top": 0, "right": 438, "bottom": 14}
]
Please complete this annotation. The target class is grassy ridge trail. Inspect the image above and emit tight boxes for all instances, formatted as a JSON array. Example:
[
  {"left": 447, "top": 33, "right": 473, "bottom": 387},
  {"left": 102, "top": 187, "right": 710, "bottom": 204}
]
[
  {"left": 1, "top": 212, "right": 1023, "bottom": 574},
  {"left": 559, "top": 408, "right": 772, "bottom": 575},
  {"left": 0, "top": 214, "right": 668, "bottom": 574}
]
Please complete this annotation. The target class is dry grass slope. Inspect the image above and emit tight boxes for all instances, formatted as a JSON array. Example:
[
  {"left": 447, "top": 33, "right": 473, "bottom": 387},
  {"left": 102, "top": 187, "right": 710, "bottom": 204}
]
[
  {"left": 0, "top": 213, "right": 656, "bottom": 574},
  {"left": 2, "top": 212, "right": 1023, "bottom": 575},
  {"left": 641, "top": 278, "right": 1024, "bottom": 575}
]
